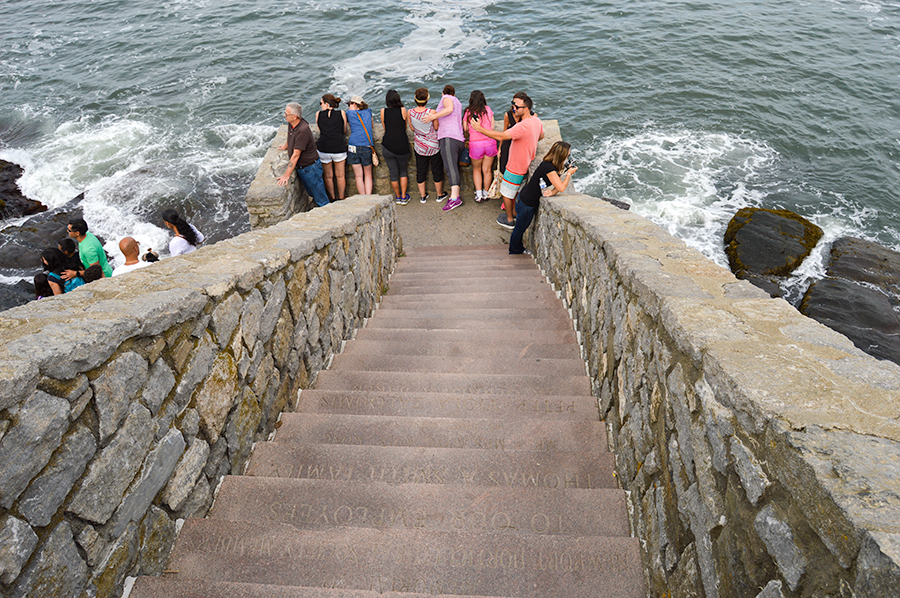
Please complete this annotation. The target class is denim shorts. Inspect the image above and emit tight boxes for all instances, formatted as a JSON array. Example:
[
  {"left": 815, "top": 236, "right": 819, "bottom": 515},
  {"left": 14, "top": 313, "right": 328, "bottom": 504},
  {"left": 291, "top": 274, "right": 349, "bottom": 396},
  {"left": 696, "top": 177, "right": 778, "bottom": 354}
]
[{"left": 347, "top": 145, "right": 373, "bottom": 167}]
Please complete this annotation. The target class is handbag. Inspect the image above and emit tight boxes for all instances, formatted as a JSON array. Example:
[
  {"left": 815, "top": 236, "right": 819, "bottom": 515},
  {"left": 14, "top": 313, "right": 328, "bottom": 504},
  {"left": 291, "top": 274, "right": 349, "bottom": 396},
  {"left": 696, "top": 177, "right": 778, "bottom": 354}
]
[
  {"left": 356, "top": 112, "right": 379, "bottom": 167},
  {"left": 458, "top": 144, "right": 471, "bottom": 166},
  {"left": 486, "top": 164, "right": 502, "bottom": 199}
]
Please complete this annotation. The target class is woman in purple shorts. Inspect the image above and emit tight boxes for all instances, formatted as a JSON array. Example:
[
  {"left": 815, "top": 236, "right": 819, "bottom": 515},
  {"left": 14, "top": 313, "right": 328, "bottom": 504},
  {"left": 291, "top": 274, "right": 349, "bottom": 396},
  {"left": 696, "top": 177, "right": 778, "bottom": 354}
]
[{"left": 463, "top": 90, "right": 497, "bottom": 202}]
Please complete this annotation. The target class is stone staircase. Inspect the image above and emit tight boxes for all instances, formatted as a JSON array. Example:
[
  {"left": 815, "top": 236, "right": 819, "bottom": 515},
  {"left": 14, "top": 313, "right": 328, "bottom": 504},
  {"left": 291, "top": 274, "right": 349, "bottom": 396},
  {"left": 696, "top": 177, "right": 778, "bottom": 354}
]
[{"left": 130, "top": 245, "right": 646, "bottom": 598}]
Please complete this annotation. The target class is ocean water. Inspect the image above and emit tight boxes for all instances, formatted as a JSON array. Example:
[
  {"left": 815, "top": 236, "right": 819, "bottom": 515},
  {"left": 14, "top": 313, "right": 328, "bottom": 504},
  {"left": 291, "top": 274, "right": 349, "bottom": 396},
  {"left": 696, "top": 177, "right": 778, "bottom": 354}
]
[{"left": 1, "top": 0, "right": 898, "bottom": 290}]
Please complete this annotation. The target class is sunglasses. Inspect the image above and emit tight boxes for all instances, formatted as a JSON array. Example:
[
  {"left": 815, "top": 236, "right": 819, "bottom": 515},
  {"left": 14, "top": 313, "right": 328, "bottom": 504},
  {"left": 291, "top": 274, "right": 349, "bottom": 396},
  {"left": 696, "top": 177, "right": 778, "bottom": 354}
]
[{"left": 512, "top": 103, "right": 526, "bottom": 110}]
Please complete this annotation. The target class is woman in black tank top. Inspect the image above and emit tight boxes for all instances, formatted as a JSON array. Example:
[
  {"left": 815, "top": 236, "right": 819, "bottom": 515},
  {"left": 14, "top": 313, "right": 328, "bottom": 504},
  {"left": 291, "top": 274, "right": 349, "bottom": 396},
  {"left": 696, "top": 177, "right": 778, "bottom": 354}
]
[
  {"left": 317, "top": 94, "right": 349, "bottom": 200},
  {"left": 380, "top": 90, "right": 411, "bottom": 203}
]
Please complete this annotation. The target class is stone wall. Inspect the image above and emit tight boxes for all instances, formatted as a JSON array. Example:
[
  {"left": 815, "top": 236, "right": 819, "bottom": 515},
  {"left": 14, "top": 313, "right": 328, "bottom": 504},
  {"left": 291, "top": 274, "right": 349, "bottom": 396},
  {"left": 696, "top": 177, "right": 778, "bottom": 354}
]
[
  {"left": 245, "top": 120, "right": 561, "bottom": 229},
  {"left": 0, "top": 196, "right": 399, "bottom": 598},
  {"left": 530, "top": 194, "right": 900, "bottom": 598}
]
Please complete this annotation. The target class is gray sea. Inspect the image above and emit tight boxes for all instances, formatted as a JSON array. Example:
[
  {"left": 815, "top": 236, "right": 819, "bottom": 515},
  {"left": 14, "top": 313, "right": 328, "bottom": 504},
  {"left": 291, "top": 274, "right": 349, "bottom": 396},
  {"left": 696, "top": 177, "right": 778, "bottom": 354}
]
[{"left": 1, "top": 0, "right": 898, "bottom": 291}]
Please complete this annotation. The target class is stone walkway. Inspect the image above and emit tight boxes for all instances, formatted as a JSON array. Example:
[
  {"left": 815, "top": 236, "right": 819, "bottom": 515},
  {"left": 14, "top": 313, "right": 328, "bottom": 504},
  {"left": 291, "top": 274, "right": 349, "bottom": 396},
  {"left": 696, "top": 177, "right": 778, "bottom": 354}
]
[{"left": 130, "top": 245, "right": 645, "bottom": 598}]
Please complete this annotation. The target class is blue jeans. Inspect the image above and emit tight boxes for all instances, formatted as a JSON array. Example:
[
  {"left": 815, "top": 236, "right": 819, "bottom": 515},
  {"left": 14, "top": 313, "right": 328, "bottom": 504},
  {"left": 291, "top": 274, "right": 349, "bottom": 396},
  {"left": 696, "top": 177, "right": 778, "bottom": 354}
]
[
  {"left": 509, "top": 197, "right": 538, "bottom": 254},
  {"left": 296, "top": 159, "right": 330, "bottom": 207}
]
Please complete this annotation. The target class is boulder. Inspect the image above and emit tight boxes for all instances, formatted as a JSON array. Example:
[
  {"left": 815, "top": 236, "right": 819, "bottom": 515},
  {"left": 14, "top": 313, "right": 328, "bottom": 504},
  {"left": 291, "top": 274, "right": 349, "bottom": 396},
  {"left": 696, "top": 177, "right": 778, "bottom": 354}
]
[
  {"left": 799, "top": 237, "right": 900, "bottom": 365},
  {"left": 0, "top": 160, "right": 46, "bottom": 220},
  {"left": 827, "top": 237, "right": 900, "bottom": 294},
  {"left": 0, "top": 195, "right": 84, "bottom": 271},
  {"left": 801, "top": 278, "right": 900, "bottom": 365},
  {"left": 724, "top": 208, "right": 823, "bottom": 278}
]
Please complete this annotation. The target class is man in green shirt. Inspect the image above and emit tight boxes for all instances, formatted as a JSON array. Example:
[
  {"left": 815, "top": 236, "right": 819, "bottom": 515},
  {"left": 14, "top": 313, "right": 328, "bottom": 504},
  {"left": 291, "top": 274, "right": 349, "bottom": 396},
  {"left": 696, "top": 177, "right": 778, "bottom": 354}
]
[{"left": 63, "top": 217, "right": 113, "bottom": 280}]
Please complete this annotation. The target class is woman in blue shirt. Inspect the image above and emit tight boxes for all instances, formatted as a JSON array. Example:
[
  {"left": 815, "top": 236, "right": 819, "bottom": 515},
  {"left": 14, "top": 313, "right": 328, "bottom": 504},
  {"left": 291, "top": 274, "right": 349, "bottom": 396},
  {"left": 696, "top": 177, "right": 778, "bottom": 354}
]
[{"left": 347, "top": 95, "right": 375, "bottom": 194}]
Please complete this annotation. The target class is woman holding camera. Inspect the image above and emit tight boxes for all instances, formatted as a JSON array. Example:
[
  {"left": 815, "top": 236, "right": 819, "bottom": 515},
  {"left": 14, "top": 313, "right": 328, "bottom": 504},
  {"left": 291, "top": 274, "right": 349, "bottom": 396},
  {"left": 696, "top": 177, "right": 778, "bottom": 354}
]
[{"left": 508, "top": 141, "right": 577, "bottom": 255}]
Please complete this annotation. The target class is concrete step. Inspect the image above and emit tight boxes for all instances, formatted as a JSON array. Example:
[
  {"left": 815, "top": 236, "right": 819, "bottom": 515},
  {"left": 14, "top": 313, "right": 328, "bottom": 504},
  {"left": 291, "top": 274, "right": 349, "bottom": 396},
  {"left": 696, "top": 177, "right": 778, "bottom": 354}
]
[
  {"left": 209, "top": 477, "right": 630, "bottom": 537},
  {"left": 164, "top": 521, "right": 645, "bottom": 598},
  {"left": 352, "top": 327, "right": 577, "bottom": 345},
  {"left": 394, "top": 262, "right": 538, "bottom": 274},
  {"left": 376, "top": 295, "right": 565, "bottom": 311},
  {"left": 328, "top": 354, "right": 585, "bottom": 376},
  {"left": 363, "top": 317, "right": 572, "bottom": 331},
  {"left": 389, "top": 282, "right": 551, "bottom": 295},
  {"left": 274, "top": 414, "right": 607, "bottom": 453},
  {"left": 245, "top": 443, "right": 615, "bottom": 490},
  {"left": 131, "top": 578, "right": 510, "bottom": 598},
  {"left": 389, "top": 270, "right": 543, "bottom": 282},
  {"left": 401, "top": 244, "right": 524, "bottom": 257},
  {"left": 296, "top": 391, "right": 599, "bottom": 421},
  {"left": 313, "top": 371, "right": 591, "bottom": 396},
  {"left": 377, "top": 291, "right": 562, "bottom": 307},
  {"left": 369, "top": 307, "right": 565, "bottom": 320},
  {"left": 337, "top": 339, "right": 581, "bottom": 360}
]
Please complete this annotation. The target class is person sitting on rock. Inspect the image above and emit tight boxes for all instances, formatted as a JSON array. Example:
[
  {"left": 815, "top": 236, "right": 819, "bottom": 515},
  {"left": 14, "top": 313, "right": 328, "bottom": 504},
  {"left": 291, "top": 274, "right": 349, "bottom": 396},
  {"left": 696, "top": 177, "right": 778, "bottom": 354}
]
[
  {"left": 41, "top": 247, "right": 86, "bottom": 295},
  {"left": 57, "top": 237, "right": 83, "bottom": 272},
  {"left": 112, "top": 237, "right": 152, "bottom": 276},
  {"left": 62, "top": 217, "right": 112, "bottom": 281},
  {"left": 162, "top": 209, "right": 204, "bottom": 256}
]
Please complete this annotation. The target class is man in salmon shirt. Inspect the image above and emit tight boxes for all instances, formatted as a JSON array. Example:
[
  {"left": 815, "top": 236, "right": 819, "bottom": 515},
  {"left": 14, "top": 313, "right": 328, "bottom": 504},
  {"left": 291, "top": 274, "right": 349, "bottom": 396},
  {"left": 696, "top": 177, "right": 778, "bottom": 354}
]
[{"left": 470, "top": 92, "right": 543, "bottom": 230}]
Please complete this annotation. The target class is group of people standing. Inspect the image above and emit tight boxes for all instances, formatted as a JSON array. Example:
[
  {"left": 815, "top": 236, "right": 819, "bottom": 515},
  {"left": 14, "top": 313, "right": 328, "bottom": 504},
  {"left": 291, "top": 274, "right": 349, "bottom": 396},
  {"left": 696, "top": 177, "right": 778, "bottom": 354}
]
[
  {"left": 34, "top": 209, "right": 203, "bottom": 299},
  {"left": 279, "top": 86, "right": 578, "bottom": 253}
]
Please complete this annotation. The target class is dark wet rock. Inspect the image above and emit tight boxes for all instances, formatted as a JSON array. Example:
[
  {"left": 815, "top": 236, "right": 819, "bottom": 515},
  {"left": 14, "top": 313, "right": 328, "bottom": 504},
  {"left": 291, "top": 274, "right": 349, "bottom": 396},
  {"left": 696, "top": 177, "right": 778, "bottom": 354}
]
[
  {"left": 800, "top": 277, "right": 900, "bottom": 365},
  {"left": 724, "top": 208, "right": 823, "bottom": 279},
  {"left": 0, "top": 195, "right": 84, "bottom": 271},
  {"left": 0, "top": 160, "right": 47, "bottom": 219},
  {"left": 798, "top": 237, "right": 900, "bottom": 365},
  {"left": 827, "top": 237, "right": 900, "bottom": 295},
  {"left": 0, "top": 280, "right": 35, "bottom": 311}
]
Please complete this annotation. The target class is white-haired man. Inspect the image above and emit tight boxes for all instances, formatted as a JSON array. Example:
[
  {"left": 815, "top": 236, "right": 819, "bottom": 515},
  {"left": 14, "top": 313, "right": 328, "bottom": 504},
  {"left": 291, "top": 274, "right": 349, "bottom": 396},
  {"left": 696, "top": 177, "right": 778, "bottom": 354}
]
[{"left": 277, "top": 102, "right": 330, "bottom": 208}]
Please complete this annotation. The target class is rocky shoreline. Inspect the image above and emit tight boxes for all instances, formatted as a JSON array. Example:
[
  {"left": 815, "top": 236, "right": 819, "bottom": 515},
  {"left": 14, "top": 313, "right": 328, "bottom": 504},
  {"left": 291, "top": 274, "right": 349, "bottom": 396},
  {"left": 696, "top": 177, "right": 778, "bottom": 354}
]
[{"left": 725, "top": 207, "right": 900, "bottom": 365}]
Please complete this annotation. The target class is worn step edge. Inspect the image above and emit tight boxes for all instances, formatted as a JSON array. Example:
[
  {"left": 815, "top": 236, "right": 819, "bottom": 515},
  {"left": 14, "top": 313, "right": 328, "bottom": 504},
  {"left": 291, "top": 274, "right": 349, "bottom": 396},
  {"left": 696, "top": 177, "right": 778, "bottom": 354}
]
[
  {"left": 209, "top": 476, "right": 630, "bottom": 537},
  {"left": 164, "top": 522, "right": 646, "bottom": 598},
  {"left": 296, "top": 390, "right": 599, "bottom": 420},
  {"left": 245, "top": 443, "right": 616, "bottom": 490},
  {"left": 130, "top": 577, "right": 516, "bottom": 598},
  {"left": 337, "top": 340, "right": 581, "bottom": 360},
  {"left": 313, "top": 371, "right": 591, "bottom": 397},
  {"left": 327, "top": 354, "right": 586, "bottom": 377},
  {"left": 274, "top": 414, "right": 607, "bottom": 453}
]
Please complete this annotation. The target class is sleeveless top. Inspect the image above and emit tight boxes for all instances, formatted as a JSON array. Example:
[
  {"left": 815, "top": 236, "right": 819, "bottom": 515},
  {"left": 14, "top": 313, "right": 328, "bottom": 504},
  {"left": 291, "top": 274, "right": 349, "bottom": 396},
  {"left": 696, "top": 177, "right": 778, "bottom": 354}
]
[
  {"left": 409, "top": 107, "right": 439, "bottom": 156},
  {"left": 316, "top": 109, "right": 347, "bottom": 153},
  {"left": 381, "top": 107, "right": 409, "bottom": 155},
  {"left": 437, "top": 95, "right": 464, "bottom": 142}
]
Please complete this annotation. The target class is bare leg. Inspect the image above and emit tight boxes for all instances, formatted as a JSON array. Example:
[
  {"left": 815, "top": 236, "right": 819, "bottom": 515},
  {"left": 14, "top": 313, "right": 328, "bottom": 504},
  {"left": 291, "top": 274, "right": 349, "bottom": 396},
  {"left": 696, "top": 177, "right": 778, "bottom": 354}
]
[
  {"left": 363, "top": 165, "right": 374, "bottom": 194},
  {"left": 352, "top": 163, "right": 365, "bottom": 195},
  {"left": 502, "top": 194, "right": 515, "bottom": 223},
  {"left": 435, "top": 180, "right": 444, "bottom": 196},
  {"left": 322, "top": 161, "right": 335, "bottom": 200},
  {"left": 335, "top": 160, "right": 347, "bottom": 199},
  {"left": 390, "top": 180, "right": 400, "bottom": 198},
  {"left": 472, "top": 157, "right": 484, "bottom": 193},
  {"left": 417, "top": 180, "right": 427, "bottom": 198},
  {"left": 482, "top": 156, "right": 494, "bottom": 193},
  {"left": 399, "top": 176, "right": 408, "bottom": 199}
]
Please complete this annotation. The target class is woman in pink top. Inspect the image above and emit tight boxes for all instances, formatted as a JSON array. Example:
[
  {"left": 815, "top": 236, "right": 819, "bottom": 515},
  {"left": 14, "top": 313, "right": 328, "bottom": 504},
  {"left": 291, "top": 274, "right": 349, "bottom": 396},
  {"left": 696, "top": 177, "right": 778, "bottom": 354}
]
[
  {"left": 424, "top": 85, "right": 465, "bottom": 211},
  {"left": 463, "top": 90, "right": 496, "bottom": 202}
]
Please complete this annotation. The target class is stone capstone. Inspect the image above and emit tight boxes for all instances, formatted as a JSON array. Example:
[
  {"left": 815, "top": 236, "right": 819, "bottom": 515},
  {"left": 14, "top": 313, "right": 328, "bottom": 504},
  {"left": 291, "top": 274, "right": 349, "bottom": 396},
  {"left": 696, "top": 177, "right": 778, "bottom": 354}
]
[
  {"left": 0, "top": 391, "right": 69, "bottom": 509},
  {"left": 11, "top": 521, "right": 87, "bottom": 598},
  {"left": 92, "top": 351, "right": 150, "bottom": 442},
  {"left": 68, "top": 403, "right": 154, "bottom": 524},
  {"left": 0, "top": 515, "right": 39, "bottom": 585},
  {"left": 19, "top": 424, "right": 96, "bottom": 527}
]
